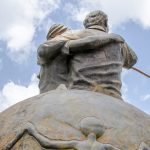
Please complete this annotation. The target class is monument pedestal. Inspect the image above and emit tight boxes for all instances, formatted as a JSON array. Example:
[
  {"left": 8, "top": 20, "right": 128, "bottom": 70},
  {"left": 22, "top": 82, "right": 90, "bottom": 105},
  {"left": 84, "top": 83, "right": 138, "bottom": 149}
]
[{"left": 0, "top": 89, "right": 150, "bottom": 150}]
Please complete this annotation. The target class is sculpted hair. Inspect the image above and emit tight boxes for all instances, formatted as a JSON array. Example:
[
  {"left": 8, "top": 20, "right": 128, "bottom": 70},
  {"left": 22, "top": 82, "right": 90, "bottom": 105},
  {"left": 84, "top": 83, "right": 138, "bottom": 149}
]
[
  {"left": 83, "top": 10, "right": 108, "bottom": 32},
  {"left": 46, "top": 24, "right": 68, "bottom": 40}
]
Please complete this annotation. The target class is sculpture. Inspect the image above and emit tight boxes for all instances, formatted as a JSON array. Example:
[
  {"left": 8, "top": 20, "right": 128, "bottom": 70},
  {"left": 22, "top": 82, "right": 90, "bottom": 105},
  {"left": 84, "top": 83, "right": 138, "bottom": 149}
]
[
  {"left": 37, "top": 10, "right": 137, "bottom": 99},
  {"left": 4, "top": 117, "right": 120, "bottom": 150},
  {"left": 0, "top": 10, "right": 149, "bottom": 150},
  {"left": 1, "top": 89, "right": 150, "bottom": 150}
]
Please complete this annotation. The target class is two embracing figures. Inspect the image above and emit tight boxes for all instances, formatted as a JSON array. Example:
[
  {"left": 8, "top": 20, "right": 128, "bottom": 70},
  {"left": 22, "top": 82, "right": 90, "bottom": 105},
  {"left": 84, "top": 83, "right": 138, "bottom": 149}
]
[{"left": 37, "top": 10, "right": 137, "bottom": 100}]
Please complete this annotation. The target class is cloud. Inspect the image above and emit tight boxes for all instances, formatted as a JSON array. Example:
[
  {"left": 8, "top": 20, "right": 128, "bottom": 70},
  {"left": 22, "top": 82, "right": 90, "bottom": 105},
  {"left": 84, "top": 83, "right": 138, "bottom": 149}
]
[
  {"left": 0, "top": 0, "right": 60, "bottom": 63},
  {"left": 142, "top": 94, "right": 150, "bottom": 101},
  {"left": 121, "top": 81, "right": 129, "bottom": 102},
  {"left": 7, "top": 43, "right": 36, "bottom": 64},
  {"left": 0, "top": 74, "right": 39, "bottom": 112},
  {"left": 121, "top": 69, "right": 131, "bottom": 103},
  {"left": 64, "top": 0, "right": 150, "bottom": 29}
]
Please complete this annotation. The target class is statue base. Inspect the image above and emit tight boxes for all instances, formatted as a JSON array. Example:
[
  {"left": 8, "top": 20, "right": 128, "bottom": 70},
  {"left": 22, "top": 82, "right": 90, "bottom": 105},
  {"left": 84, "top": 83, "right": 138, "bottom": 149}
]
[{"left": 0, "top": 89, "right": 150, "bottom": 150}]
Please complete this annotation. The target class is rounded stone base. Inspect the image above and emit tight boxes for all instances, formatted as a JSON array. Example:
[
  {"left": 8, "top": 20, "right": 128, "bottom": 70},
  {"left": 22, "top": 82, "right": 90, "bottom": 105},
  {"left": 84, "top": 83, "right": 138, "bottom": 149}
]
[{"left": 0, "top": 89, "right": 150, "bottom": 150}]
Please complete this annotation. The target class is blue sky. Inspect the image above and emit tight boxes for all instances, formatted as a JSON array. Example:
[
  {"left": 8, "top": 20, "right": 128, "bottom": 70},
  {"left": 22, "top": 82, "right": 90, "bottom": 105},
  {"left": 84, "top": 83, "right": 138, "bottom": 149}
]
[{"left": 0, "top": 0, "right": 149, "bottom": 113}]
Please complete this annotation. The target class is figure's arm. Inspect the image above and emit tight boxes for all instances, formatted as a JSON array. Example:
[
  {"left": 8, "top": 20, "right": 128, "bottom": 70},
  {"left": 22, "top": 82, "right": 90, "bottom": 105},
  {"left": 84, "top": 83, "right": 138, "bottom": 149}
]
[
  {"left": 104, "top": 144, "right": 121, "bottom": 150},
  {"left": 121, "top": 42, "right": 138, "bottom": 69},
  {"left": 27, "top": 123, "right": 77, "bottom": 149},
  {"left": 62, "top": 34, "right": 124, "bottom": 55},
  {"left": 5, "top": 122, "right": 77, "bottom": 149},
  {"left": 39, "top": 140, "right": 77, "bottom": 149},
  {"left": 37, "top": 40, "right": 66, "bottom": 60}
]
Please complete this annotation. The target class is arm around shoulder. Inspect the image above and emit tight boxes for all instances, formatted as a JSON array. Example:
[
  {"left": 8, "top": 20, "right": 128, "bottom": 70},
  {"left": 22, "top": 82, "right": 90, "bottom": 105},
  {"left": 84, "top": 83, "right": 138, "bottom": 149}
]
[{"left": 37, "top": 40, "right": 66, "bottom": 59}]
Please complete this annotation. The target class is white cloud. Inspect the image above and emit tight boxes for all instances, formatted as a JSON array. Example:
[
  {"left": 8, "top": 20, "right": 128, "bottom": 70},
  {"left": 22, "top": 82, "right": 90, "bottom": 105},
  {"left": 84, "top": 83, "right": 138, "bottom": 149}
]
[
  {"left": 121, "top": 69, "right": 131, "bottom": 103},
  {"left": 6, "top": 24, "right": 35, "bottom": 51},
  {"left": 0, "top": 74, "right": 39, "bottom": 112},
  {"left": 121, "top": 81, "right": 129, "bottom": 102},
  {"left": 0, "top": 0, "right": 60, "bottom": 62},
  {"left": 7, "top": 43, "right": 36, "bottom": 64},
  {"left": 142, "top": 94, "right": 150, "bottom": 101},
  {"left": 64, "top": 0, "right": 150, "bottom": 29}
]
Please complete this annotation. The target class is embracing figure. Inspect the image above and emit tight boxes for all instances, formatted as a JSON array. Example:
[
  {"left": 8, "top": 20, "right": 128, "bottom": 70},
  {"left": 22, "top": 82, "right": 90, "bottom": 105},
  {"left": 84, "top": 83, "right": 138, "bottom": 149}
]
[{"left": 37, "top": 10, "right": 137, "bottom": 100}]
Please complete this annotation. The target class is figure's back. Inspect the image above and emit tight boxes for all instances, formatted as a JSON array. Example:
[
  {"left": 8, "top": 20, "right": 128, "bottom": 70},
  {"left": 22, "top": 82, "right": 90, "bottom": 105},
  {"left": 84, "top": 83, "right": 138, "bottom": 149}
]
[
  {"left": 69, "top": 42, "right": 123, "bottom": 99},
  {"left": 39, "top": 54, "right": 69, "bottom": 93}
]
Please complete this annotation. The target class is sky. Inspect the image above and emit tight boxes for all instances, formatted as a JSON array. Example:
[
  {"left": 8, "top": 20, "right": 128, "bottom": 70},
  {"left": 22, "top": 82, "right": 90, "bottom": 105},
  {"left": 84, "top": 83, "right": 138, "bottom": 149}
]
[{"left": 0, "top": 0, "right": 149, "bottom": 114}]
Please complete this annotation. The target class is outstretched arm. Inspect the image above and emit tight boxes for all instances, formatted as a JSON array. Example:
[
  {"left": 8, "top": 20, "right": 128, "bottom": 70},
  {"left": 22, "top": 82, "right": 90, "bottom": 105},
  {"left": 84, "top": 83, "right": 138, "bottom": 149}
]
[
  {"left": 104, "top": 144, "right": 121, "bottom": 150},
  {"left": 62, "top": 34, "right": 124, "bottom": 55},
  {"left": 5, "top": 122, "right": 77, "bottom": 150},
  {"left": 25, "top": 123, "right": 78, "bottom": 149}
]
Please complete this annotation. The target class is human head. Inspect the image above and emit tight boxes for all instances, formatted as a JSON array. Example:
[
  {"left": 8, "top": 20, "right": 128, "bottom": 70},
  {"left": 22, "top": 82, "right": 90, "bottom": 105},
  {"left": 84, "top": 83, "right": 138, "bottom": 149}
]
[
  {"left": 79, "top": 117, "right": 106, "bottom": 138},
  {"left": 83, "top": 10, "right": 109, "bottom": 32},
  {"left": 46, "top": 24, "right": 69, "bottom": 40}
]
